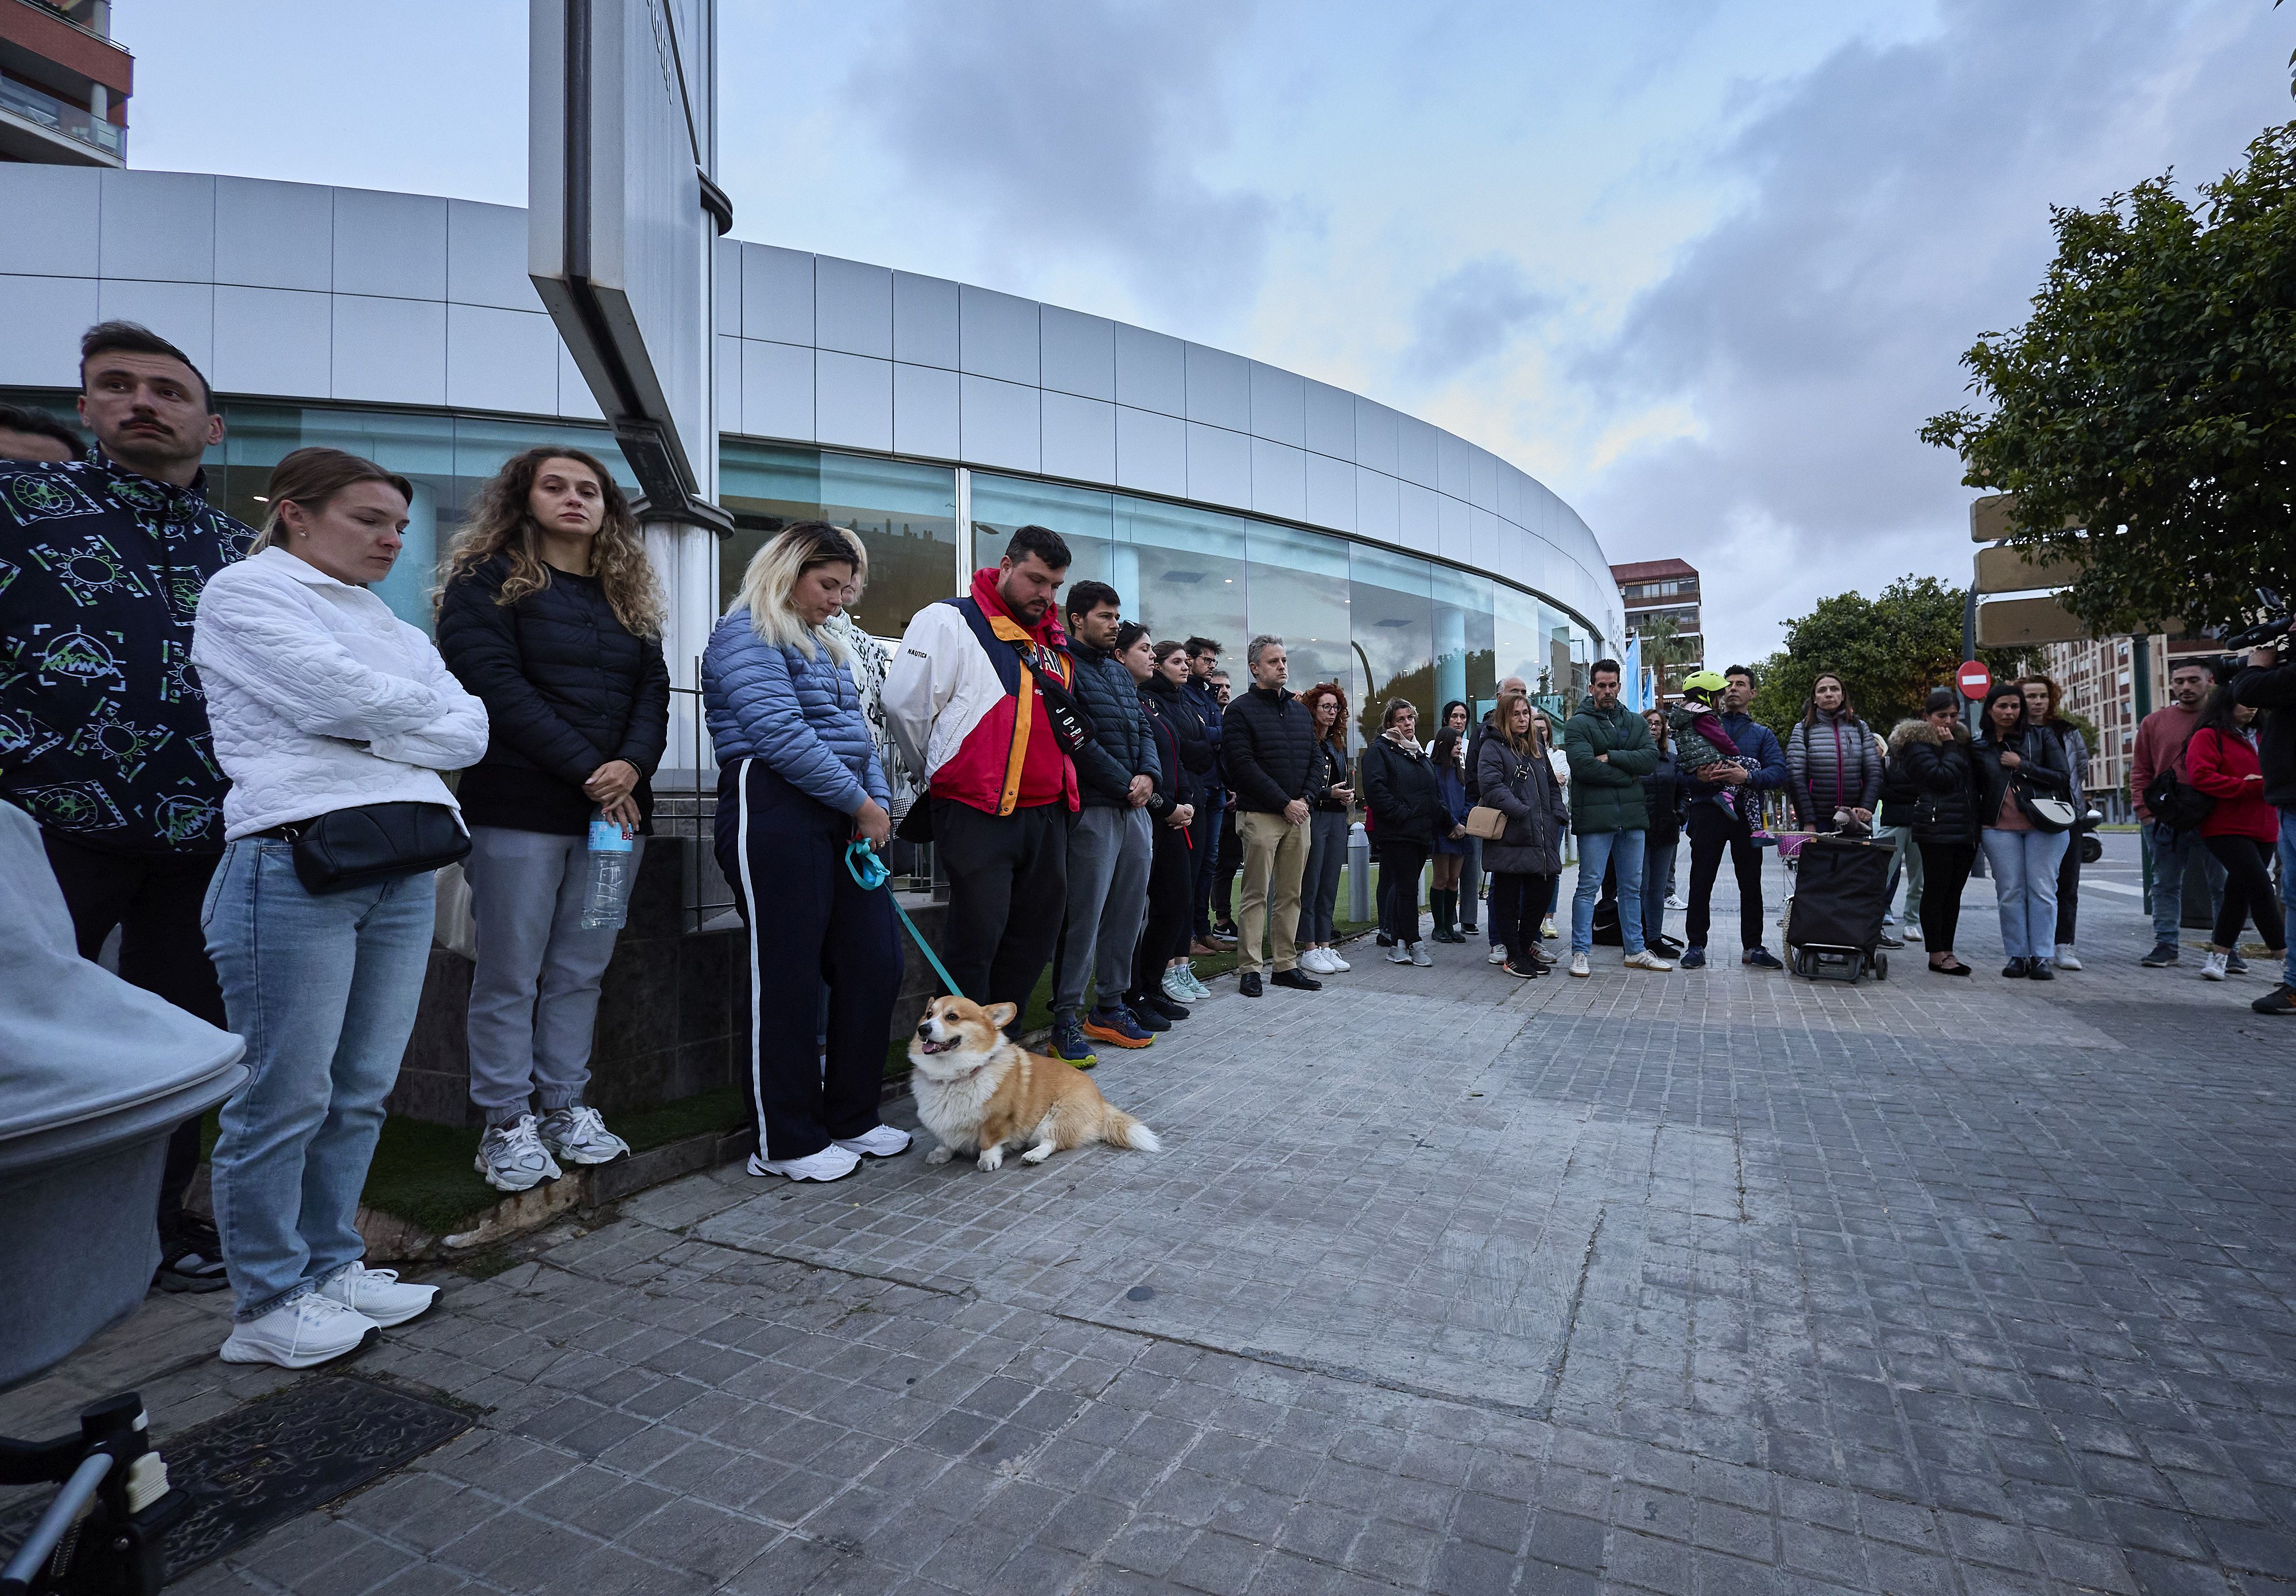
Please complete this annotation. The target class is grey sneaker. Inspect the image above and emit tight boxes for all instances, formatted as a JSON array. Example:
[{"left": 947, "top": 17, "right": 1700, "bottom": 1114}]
[
  {"left": 2228, "top": 951, "right": 2250, "bottom": 976},
  {"left": 476, "top": 1114, "right": 562, "bottom": 1193},
  {"left": 539, "top": 1105, "right": 630, "bottom": 1166},
  {"left": 2140, "top": 942, "right": 2179, "bottom": 968},
  {"left": 1409, "top": 942, "right": 1433, "bottom": 968}
]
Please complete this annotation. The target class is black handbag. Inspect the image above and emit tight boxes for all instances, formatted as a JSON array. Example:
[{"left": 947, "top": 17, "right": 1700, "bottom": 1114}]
[
  {"left": 284, "top": 802, "right": 471, "bottom": 894},
  {"left": 2143, "top": 766, "right": 2216, "bottom": 833},
  {"left": 1014, "top": 645, "right": 1096, "bottom": 759}
]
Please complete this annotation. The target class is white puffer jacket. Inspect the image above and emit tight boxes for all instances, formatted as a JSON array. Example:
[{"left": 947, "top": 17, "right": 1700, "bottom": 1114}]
[{"left": 191, "top": 547, "right": 490, "bottom": 841}]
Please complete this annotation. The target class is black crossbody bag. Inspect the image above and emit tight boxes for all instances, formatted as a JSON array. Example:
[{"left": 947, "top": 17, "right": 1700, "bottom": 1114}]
[{"left": 282, "top": 802, "right": 470, "bottom": 895}]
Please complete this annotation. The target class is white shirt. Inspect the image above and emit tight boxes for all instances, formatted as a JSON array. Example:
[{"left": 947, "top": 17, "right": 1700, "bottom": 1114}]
[{"left": 191, "top": 547, "right": 490, "bottom": 841}]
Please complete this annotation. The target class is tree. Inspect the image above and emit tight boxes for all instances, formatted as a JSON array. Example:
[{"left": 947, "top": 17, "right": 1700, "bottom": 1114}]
[
  {"left": 1632, "top": 612, "right": 1688, "bottom": 698},
  {"left": 1921, "top": 122, "right": 2296, "bottom": 637},
  {"left": 1748, "top": 575, "right": 2031, "bottom": 737}
]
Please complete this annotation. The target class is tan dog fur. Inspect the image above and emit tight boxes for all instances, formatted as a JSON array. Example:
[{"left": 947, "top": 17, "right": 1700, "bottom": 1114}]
[{"left": 907, "top": 996, "right": 1162, "bottom": 1170}]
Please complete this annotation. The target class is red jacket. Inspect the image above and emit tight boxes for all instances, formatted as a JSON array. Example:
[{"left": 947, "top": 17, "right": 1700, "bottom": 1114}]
[{"left": 2185, "top": 727, "right": 2277, "bottom": 842}]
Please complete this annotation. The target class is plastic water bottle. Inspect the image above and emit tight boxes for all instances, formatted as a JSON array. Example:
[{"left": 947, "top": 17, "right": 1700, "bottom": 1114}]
[{"left": 580, "top": 809, "right": 635, "bottom": 930}]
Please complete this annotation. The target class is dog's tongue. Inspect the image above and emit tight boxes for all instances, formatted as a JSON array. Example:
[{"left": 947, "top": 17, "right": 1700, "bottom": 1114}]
[{"left": 920, "top": 1038, "right": 952, "bottom": 1054}]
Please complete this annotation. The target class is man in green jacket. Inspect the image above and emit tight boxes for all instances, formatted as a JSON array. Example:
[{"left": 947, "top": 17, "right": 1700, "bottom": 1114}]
[{"left": 1564, "top": 659, "right": 1673, "bottom": 975}]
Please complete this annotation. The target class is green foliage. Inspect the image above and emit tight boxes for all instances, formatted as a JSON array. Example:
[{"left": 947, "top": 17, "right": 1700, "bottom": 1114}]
[
  {"left": 1748, "top": 575, "right": 2031, "bottom": 737},
  {"left": 1633, "top": 613, "right": 1688, "bottom": 697},
  {"left": 1922, "top": 122, "right": 2296, "bottom": 635}
]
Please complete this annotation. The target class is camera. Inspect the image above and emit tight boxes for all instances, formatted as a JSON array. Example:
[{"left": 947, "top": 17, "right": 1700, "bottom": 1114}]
[{"left": 2216, "top": 587, "right": 2293, "bottom": 653}]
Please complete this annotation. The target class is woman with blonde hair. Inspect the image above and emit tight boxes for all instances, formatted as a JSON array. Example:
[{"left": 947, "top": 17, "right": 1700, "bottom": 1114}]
[
  {"left": 437, "top": 446, "right": 669, "bottom": 1191},
  {"left": 704, "top": 522, "right": 902, "bottom": 1183}
]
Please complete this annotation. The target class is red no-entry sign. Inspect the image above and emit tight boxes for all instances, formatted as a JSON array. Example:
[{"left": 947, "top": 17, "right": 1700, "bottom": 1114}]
[{"left": 1957, "top": 660, "right": 1991, "bottom": 700}]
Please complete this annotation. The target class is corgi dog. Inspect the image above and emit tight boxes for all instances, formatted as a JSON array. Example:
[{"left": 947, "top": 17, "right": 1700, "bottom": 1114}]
[{"left": 909, "top": 996, "right": 1162, "bottom": 1170}]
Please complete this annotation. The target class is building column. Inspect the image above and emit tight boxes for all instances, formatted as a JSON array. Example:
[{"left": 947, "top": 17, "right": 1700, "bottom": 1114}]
[{"left": 646, "top": 520, "right": 721, "bottom": 793}]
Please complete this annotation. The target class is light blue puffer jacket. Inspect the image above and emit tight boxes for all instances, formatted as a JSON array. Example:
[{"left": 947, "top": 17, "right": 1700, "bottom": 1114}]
[{"left": 703, "top": 609, "right": 888, "bottom": 815}]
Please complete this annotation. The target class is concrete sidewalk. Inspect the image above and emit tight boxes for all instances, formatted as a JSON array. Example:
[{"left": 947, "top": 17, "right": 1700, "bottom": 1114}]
[{"left": 5, "top": 840, "right": 2290, "bottom": 1595}]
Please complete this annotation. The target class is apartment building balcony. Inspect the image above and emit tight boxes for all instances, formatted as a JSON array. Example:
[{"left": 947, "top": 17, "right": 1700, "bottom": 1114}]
[{"left": 0, "top": 68, "right": 122, "bottom": 162}]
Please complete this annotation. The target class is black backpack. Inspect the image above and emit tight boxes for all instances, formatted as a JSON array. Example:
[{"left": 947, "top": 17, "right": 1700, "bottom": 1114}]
[{"left": 2143, "top": 764, "right": 2216, "bottom": 833}]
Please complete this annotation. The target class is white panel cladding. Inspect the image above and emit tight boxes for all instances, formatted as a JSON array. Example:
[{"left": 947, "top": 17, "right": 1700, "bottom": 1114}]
[
  {"left": 1041, "top": 391, "right": 1115, "bottom": 483},
  {"left": 741, "top": 244, "right": 813, "bottom": 345},
  {"left": 98, "top": 170, "right": 215, "bottom": 285},
  {"left": 1186, "top": 421, "right": 1250, "bottom": 510},
  {"left": 1250, "top": 437, "right": 1306, "bottom": 522},
  {"left": 893, "top": 362, "right": 959, "bottom": 459},
  {"left": 1469, "top": 507, "right": 1501, "bottom": 572},
  {"left": 813, "top": 257, "right": 893, "bottom": 360},
  {"left": 1498, "top": 521, "right": 1527, "bottom": 583},
  {"left": 713, "top": 237, "right": 741, "bottom": 336},
  {"left": 96, "top": 279, "right": 212, "bottom": 373},
  {"left": 1395, "top": 414, "right": 1439, "bottom": 488},
  {"left": 329, "top": 293, "right": 444, "bottom": 406},
  {"left": 815, "top": 350, "right": 893, "bottom": 452},
  {"left": 1437, "top": 495, "right": 1471, "bottom": 562},
  {"left": 715, "top": 333, "right": 740, "bottom": 432},
  {"left": 1496, "top": 461, "right": 1524, "bottom": 523},
  {"left": 893, "top": 271, "right": 960, "bottom": 369},
  {"left": 1184, "top": 343, "right": 1248, "bottom": 431},
  {"left": 331, "top": 188, "right": 447, "bottom": 301},
  {"left": 1469, "top": 448, "right": 1499, "bottom": 512},
  {"left": 959, "top": 286, "right": 1038, "bottom": 386},
  {"left": 1248, "top": 361, "right": 1304, "bottom": 448},
  {"left": 1304, "top": 451, "right": 1356, "bottom": 533},
  {"left": 1040, "top": 306, "right": 1115, "bottom": 402},
  {"left": 1436, "top": 433, "right": 1473, "bottom": 501},
  {"left": 447, "top": 200, "right": 535, "bottom": 313},
  {"left": 213, "top": 286, "right": 331, "bottom": 399},
  {"left": 742, "top": 340, "right": 813, "bottom": 441},
  {"left": 1303, "top": 378, "right": 1355, "bottom": 461},
  {"left": 215, "top": 177, "right": 331, "bottom": 293},
  {"left": 1353, "top": 397, "right": 1398, "bottom": 476},
  {"left": 1115, "top": 323, "right": 1185, "bottom": 417},
  {"left": 0, "top": 273, "right": 98, "bottom": 386},
  {"left": 559, "top": 342, "right": 604, "bottom": 420},
  {"left": 1353, "top": 465, "right": 1399, "bottom": 543},
  {"left": 1115, "top": 404, "right": 1185, "bottom": 497},
  {"left": 1398, "top": 480, "right": 1438, "bottom": 554},
  {"left": 960, "top": 373, "right": 1040, "bottom": 472},
  {"left": 1, "top": 165, "right": 98, "bottom": 277},
  {"left": 448, "top": 303, "right": 562, "bottom": 415}
]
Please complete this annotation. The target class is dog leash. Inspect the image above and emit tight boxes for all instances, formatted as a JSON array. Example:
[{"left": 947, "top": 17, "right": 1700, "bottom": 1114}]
[{"left": 844, "top": 840, "right": 961, "bottom": 995}]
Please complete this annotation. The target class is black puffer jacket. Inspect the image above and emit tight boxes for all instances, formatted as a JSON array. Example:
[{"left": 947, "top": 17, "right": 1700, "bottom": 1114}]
[
  {"left": 1143, "top": 671, "right": 1214, "bottom": 786},
  {"left": 437, "top": 555, "right": 670, "bottom": 834},
  {"left": 1973, "top": 724, "right": 2072, "bottom": 829},
  {"left": 1068, "top": 640, "right": 1161, "bottom": 808},
  {"left": 1360, "top": 733, "right": 1442, "bottom": 853},
  {"left": 1221, "top": 685, "right": 1318, "bottom": 814},
  {"left": 2234, "top": 659, "right": 2296, "bottom": 807},
  {"left": 1136, "top": 680, "right": 1199, "bottom": 821},
  {"left": 1892, "top": 719, "right": 1978, "bottom": 847},
  {"left": 1878, "top": 719, "right": 1927, "bottom": 829}
]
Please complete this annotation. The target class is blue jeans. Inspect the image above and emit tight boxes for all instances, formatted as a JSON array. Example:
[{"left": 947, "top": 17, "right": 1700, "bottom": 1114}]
[
  {"left": 2148, "top": 821, "right": 2225, "bottom": 946},
  {"left": 1641, "top": 827, "right": 1677, "bottom": 950},
  {"left": 1572, "top": 828, "right": 1646, "bottom": 954},
  {"left": 2281, "top": 810, "right": 2296, "bottom": 988},
  {"left": 203, "top": 839, "right": 437, "bottom": 1320},
  {"left": 1980, "top": 828, "right": 2070, "bottom": 961}
]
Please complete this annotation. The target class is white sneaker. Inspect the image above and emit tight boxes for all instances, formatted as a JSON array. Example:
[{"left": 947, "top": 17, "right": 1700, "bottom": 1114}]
[
  {"left": 1487, "top": 945, "right": 1508, "bottom": 965},
  {"left": 1568, "top": 953, "right": 1591, "bottom": 977},
  {"left": 220, "top": 1293, "right": 378, "bottom": 1369},
  {"left": 1298, "top": 949, "right": 1329, "bottom": 974},
  {"left": 1665, "top": 894, "right": 1686, "bottom": 911},
  {"left": 538, "top": 1105, "right": 630, "bottom": 1167},
  {"left": 1181, "top": 965, "right": 1212, "bottom": 999},
  {"left": 1903, "top": 925, "right": 1923, "bottom": 942},
  {"left": 749, "top": 1143, "right": 862, "bottom": 1181},
  {"left": 1623, "top": 950, "right": 1675, "bottom": 972},
  {"left": 316, "top": 1263, "right": 436, "bottom": 1328},
  {"left": 836, "top": 1125, "right": 912, "bottom": 1159},
  {"left": 1388, "top": 943, "right": 1414, "bottom": 964},
  {"left": 1539, "top": 918, "right": 1558, "bottom": 939},
  {"left": 476, "top": 1115, "right": 562, "bottom": 1193},
  {"left": 2201, "top": 950, "right": 2229, "bottom": 982},
  {"left": 1410, "top": 943, "right": 1433, "bottom": 968},
  {"left": 2054, "top": 945, "right": 2082, "bottom": 971},
  {"left": 1324, "top": 948, "right": 1350, "bottom": 972}
]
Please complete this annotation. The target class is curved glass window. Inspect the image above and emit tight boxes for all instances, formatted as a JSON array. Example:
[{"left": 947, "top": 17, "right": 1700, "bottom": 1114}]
[
  {"left": 719, "top": 441, "right": 956, "bottom": 635},
  {"left": 1245, "top": 520, "right": 1350, "bottom": 707},
  {"left": 1122, "top": 497, "right": 1246, "bottom": 649},
  {"left": 1349, "top": 543, "right": 1434, "bottom": 748}
]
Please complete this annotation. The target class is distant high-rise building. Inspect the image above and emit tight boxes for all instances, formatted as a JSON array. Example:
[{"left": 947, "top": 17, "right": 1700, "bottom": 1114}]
[
  {"left": 1610, "top": 557, "right": 1702, "bottom": 691},
  {"left": 1, "top": 0, "right": 128, "bottom": 168}
]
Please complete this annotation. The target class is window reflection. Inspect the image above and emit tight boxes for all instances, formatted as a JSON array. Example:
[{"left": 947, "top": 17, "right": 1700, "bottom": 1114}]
[
  {"left": 970, "top": 477, "right": 1115, "bottom": 599},
  {"left": 1123, "top": 496, "right": 1246, "bottom": 650},
  {"left": 1245, "top": 521, "right": 1349, "bottom": 719},
  {"left": 1432, "top": 565, "right": 1495, "bottom": 723},
  {"left": 719, "top": 441, "right": 957, "bottom": 637},
  {"left": 1349, "top": 543, "right": 1434, "bottom": 749}
]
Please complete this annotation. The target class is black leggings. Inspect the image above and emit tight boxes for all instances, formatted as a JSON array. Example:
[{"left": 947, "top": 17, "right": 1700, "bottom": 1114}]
[
  {"left": 1130, "top": 819, "right": 1196, "bottom": 1003},
  {"left": 1490, "top": 872, "right": 1554, "bottom": 964},
  {"left": 2055, "top": 835, "right": 2081, "bottom": 945},
  {"left": 2205, "top": 834, "right": 2287, "bottom": 952},
  {"left": 1378, "top": 844, "right": 1430, "bottom": 944},
  {"left": 1916, "top": 839, "right": 1976, "bottom": 954}
]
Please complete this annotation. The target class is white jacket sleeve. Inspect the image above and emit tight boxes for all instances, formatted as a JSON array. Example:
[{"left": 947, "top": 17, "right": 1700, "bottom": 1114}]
[
  {"left": 193, "top": 569, "right": 448, "bottom": 743},
  {"left": 365, "top": 624, "right": 492, "bottom": 771},
  {"left": 882, "top": 607, "right": 956, "bottom": 783}
]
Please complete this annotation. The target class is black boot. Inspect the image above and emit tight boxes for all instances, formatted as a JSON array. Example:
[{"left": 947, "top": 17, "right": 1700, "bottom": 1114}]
[{"left": 1432, "top": 890, "right": 1457, "bottom": 942}]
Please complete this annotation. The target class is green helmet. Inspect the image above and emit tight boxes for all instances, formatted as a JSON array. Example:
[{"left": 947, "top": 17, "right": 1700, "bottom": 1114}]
[{"left": 1681, "top": 670, "right": 1728, "bottom": 697}]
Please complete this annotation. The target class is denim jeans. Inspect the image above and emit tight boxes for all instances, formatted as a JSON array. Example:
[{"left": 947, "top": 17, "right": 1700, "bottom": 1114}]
[
  {"left": 1980, "top": 828, "right": 2070, "bottom": 961},
  {"left": 2148, "top": 821, "right": 2225, "bottom": 946},
  {"left": 2279, "top": 809, "right": 2296, "bottom": 988},
  {"left": 203, "top": 838, "right": 437, "bottom": 1320},
  {"left": 1640, "top": 826, "right": 1677, "bottom": 950},
  {"left": 1572, "top": 828, "right": 1646, "bottom": 954}
]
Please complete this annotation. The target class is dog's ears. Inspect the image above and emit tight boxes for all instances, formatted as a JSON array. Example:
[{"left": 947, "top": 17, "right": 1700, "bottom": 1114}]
[{"left": 984, "top": 1000, "right": 1018, "bottom": 1028}]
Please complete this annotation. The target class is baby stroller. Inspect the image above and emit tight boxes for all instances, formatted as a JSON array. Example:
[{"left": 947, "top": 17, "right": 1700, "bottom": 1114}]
[{"left": 1779, "top": 824, "right": 1892, "bottom": 982}]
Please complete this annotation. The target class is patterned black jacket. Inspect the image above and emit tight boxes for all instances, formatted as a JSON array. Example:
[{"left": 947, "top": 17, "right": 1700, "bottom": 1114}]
[{"left": 0, "top": 454, "right": 252, "bottom": 852}]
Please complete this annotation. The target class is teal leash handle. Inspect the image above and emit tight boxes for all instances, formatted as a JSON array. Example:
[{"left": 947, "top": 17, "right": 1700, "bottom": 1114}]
[{"left": 846, "top": 840, "right": 960, "bottom": 996}]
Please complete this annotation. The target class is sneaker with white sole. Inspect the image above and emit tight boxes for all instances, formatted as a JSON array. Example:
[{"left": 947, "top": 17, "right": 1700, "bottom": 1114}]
[
  {"left": 1568, "top": 952, "right": 1591, "bottom": 977},
  {"left": 220, "top": 1292, "right": 378, "bottom": 1369},
  {"left": 475, "top": 1115, "right": 562, "bottom": 1193},
  {"left": 2053, "top": 944, "right": 2082, "bottom": 971},
  {"left": 1664, "top": 894, "right": 1686, "bottom": 912},
  {"left": 1163, "top": 967, "right": 1197, "bottom": 1003},
  {"left": 1902, "top": 925, "right": 1922, "bottom": 942},
  {"left": 1410, "top": 943, "right": 1433, "bottom": 968},
  {"left": 1297, "top": 948, "right": 1329, "bottom": 974},
  {"left": 1388, "top": 943, "right": 1414, "bottom": 964},
  {"left": 1324, "top": 949, "right": 1350, "bottom": 972},
  {"left": 1623, "top": 950, "right": 1674, "bottom": 972},
  {"left": 1179, "top": 965, "right": 1212, "bottom": 1000},
  {"left": 749, "top": 1143, "right": 862, "bottom": 1181},
  {"left": 2201, "top": 950, "right": 2229, "bottom": 982},
  {"left": 1487, "top": 945, "right": 1508, "bottom": 965},
  {"left": 1539, "top": 918, "right": 1558, "bottom": 940},
  {"left": 538, "top": 1105, "right": 630, "bottom": 1167},
  {"left": 836, "top": 1125, "right": 912, "bottom": 1159},
  {"left": 317, "top": 1263, "right": 436, "bottom": 1328}
]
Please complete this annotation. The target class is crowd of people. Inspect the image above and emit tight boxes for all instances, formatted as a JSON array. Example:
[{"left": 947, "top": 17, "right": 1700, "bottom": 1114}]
[{"left": 4, "top": 320, "right": 2290, "bottom": 1373}]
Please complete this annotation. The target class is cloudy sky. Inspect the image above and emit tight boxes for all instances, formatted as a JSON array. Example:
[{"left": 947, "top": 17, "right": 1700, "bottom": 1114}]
[{"left": 121, "top": 0, "right": 2293, "bottom": 664}]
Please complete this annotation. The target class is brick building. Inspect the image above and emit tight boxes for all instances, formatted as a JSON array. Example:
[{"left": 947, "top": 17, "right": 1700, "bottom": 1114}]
[
  {"left": 1609, "top": 557, "right": 1702, "bottom": 691},
  {"left": 0, "top": 0, "right": 129, "bottom": 167}
]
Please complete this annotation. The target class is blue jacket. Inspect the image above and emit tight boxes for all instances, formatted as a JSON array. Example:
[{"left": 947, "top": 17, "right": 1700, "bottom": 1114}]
[
  {"left": 1182, "top": 678, "right": 1226, "bottom": 793},
  {"left": 1682, "top": 710, "right": 1787, "bottom": 810},
  {"left": 1068, "top": 640, "right": 1162, "bottom": 809},
  {"left": 703, "top": 609, "right": 887, "bottom": 815}
]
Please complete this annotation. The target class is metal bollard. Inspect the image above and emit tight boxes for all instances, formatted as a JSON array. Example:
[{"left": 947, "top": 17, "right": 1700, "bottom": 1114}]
[{"left": 1348, "top": 822, "right": 1371, "bottom": 924}]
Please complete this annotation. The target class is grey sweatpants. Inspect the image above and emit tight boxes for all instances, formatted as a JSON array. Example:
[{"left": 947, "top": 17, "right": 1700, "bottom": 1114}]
[
  {"left": 1053, "top": 805, "right": 1152, "bottom": 1018},
  {"left": 464, "top": 825, "right": 642, "bottom": 1124}
]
